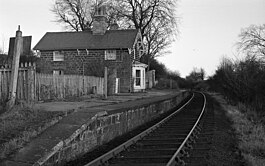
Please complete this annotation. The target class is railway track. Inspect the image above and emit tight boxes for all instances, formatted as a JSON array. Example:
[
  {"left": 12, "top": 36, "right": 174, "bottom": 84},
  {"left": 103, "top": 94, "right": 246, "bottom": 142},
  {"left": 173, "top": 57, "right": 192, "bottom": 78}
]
[{"left": 84, "top": 92, "right": 213, "bottom": 166}]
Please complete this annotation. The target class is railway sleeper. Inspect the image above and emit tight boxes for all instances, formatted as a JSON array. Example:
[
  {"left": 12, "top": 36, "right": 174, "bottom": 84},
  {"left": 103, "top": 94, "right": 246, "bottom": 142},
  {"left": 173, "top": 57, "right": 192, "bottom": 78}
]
[
  {"left": 159, "top": 127, "right": 194, "bottom": 131},
  {"left": 123, "top": 149, "right": 177, "bottom": 156},
  {"left": 136, "top": 139, "right": 185, "bottom": 145},
  {"left": 109, "top": 163, "right": 166, "bottom": 166},
  {"left": 135, "top": 142, "right": 182, "bottom": 148},
  {"left": 142, "top": 137, "right": 186, "bottom": 141},
  {"left": 159, "top": 125, "right": 195, "bottom": 129},
  {"left": 151, "top": 131, "right": 191, "bottom": 136},
  {"left": 109, "top": 155, "right": 171, "bottom": 164}
]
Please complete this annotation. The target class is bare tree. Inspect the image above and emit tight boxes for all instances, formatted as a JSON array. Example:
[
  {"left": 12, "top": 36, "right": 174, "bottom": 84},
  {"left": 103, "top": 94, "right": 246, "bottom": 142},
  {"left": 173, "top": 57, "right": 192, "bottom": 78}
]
[
  {"left": 237, "top": 24, "right": 265, "bottom": 59},
  {"left": 51, "top": 0, "right": 119, "bottom": 31},
  {"left": 143, "top": 19, "right": 174, "bottom": 69},
  {"left": 200, "top": 68, "right": 206, "bottom": 80},
  {"left": 115, "top": 0, "right": 178, "bottom": 66},
  {"left": 51, "top": 0, "right": 96, "bottom": 31}
]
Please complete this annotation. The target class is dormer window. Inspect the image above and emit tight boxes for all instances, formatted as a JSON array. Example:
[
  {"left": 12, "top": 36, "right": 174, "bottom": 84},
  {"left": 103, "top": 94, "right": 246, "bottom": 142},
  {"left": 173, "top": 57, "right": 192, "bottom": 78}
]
[{"left": 53, "top": 51, "right": 64, "bottom": 61}]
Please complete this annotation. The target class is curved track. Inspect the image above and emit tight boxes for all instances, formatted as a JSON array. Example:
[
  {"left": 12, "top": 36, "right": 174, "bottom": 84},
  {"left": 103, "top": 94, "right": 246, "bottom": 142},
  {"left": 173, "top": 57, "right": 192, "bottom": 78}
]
[{"left": 85, "top": 92, "right": 210, "bottom": 166}]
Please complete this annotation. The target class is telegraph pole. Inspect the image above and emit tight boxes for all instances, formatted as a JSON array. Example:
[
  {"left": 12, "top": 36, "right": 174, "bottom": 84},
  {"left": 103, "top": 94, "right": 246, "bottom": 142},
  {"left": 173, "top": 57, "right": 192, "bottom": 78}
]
[{"left": 7, "top": 26, "right": 22, "bottom": 110}]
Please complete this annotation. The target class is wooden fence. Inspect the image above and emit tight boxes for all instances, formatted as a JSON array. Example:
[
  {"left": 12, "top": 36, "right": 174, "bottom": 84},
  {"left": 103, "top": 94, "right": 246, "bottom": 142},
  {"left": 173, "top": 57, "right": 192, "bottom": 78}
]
[
  {"left": 0, "top": 63, "right": 104, "bottom": 103},
  {"left": 0, "top": 63, "right": 35, "bottom": 103},
  {"left": 36, "top": 74, "right": 104, "bottom": 101}
]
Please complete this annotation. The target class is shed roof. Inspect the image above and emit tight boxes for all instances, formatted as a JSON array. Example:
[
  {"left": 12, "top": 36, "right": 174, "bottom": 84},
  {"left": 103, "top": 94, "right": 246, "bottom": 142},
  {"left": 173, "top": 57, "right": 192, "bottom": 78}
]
[{"left": 33, "top": 29, "right": 139, "bottom": 51}]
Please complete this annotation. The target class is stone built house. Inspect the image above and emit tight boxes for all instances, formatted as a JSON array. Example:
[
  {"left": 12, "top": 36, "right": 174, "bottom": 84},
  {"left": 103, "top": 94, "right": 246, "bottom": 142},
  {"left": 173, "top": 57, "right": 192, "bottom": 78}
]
[{"left": 33, "top": 6, "right": 147, "bottom": 93}]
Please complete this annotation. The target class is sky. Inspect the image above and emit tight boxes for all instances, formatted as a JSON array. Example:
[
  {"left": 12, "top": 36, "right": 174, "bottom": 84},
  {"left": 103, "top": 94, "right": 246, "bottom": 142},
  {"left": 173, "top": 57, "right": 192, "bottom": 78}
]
[{"left": 0, "top": 0, "right": 265, "bottom": 77}]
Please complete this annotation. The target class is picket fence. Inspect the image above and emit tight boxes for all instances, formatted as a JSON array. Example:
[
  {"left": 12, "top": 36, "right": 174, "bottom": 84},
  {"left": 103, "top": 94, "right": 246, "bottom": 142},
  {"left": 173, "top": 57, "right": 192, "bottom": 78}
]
[{"left": 0, "top": 62, "right": 104, "bottom": 103}]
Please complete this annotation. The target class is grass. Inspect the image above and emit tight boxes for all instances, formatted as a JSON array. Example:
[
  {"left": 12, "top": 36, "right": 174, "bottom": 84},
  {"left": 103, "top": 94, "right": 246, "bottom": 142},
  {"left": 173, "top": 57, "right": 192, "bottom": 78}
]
[
  {"left": 213, "top": 94, "right": 265, "bottom": 166},
  {"left": 0, "top": 104, "right": 70, "bottom": 160}
]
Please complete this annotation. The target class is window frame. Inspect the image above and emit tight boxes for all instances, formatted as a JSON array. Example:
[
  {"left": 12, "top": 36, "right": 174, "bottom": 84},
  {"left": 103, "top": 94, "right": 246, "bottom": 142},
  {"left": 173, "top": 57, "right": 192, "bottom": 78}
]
[
  {"left": 135, "top": 69, "right": 141, "bottom": 86},
  {"left": 53, "top": 51, "right": 64, "bottom": 61},
  {"left": 105, "top": 50, "right": 116, "bottom": 60}
]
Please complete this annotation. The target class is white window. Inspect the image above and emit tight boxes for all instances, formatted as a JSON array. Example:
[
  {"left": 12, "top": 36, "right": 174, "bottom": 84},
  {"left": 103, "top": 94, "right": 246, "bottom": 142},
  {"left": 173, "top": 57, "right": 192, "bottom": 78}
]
[
  {"left": 135, "top": 69, "right": 141, "bottom": 86},
  {"left": 53, "top": 51, "right": 64, "bottom": 61},
  {"left": 105, "top": 50, "right": 116, "bottom": 60}
]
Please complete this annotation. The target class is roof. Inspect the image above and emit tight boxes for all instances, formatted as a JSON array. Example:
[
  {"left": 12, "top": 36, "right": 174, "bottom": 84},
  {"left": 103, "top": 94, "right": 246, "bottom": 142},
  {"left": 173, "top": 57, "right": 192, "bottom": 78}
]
[
  {"left": 33, "top": 29, "right": 139, "bottom": 51},
  {"left": 133, "top": 61, "right": 148, "bottom": 68}
]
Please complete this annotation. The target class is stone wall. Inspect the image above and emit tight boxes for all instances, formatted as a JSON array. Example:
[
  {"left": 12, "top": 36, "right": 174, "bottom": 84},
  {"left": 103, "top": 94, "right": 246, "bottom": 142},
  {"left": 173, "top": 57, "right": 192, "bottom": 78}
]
[{"left": 35, "top": 91, "right": 190, "bottom": 165}]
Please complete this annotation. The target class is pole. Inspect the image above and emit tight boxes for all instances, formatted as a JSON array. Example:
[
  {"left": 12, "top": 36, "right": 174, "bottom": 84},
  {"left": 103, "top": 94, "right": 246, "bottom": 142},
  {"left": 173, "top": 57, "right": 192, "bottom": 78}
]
[
  {"left": 7, "top": 26, "right": 23, "bottom": 110},
  {"left": 104, "top": 67, "right": 108, "bottom": 99}
]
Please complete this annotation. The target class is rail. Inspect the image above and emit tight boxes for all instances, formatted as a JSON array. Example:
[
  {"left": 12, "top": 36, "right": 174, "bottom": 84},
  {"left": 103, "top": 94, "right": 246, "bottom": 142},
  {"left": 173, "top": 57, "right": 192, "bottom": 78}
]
[{"left": 166, "top": 92, "right": 206, "bottom": 166}]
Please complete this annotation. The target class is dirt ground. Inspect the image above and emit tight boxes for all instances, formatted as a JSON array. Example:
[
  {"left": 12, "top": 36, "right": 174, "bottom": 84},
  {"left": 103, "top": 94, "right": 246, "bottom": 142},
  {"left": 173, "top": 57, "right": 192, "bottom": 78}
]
[{"left": 205, "top": 94, "right": 246, "bottom": 166}]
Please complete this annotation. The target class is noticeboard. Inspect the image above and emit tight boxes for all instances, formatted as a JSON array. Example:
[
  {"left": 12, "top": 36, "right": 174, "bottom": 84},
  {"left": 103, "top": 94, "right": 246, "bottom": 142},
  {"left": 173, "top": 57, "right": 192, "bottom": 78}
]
[{"left": 8, "top": 36, "right": 32, "bottom": 57}]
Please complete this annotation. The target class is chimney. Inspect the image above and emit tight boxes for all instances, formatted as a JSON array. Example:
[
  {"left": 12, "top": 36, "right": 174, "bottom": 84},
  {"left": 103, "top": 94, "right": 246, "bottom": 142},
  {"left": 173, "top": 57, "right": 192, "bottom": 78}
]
[{"left": 92, "top": 5, "right": 108, "bottom": 35}]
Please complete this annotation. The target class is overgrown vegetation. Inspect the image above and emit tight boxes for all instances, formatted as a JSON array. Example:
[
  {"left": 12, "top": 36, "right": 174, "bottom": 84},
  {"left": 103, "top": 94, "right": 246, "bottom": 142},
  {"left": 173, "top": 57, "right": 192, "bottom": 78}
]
[
  {"left": 141, "top": 57, "right": 186, "bottom": 89},
  {"left": 207, "top": 56, "right": 265, "bottom": 113},
  {"left": 0, "top": 105, "right": 68, "bottom": 160},
  {"left": 206, "top": 23, "right": 265, "bottom": 165},
  {"left": 213, "top": 94, "right": 265, "bottom": 166},
  {"left": 207, "top": 24, "right": 265, "bottom": 113}
]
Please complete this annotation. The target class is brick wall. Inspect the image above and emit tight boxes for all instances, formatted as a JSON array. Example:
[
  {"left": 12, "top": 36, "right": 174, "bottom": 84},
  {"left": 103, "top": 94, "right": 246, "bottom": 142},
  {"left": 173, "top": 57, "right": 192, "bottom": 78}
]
[{"left": 38, "top": 49, "right": 135, "bottom": 93}]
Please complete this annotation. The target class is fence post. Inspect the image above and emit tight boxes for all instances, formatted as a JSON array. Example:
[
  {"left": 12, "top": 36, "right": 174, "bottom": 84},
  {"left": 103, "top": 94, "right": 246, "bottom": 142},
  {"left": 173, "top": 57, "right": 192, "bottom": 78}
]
[
  {"left": 104, "top": 67, "right": 108, "bottom": 99},
  {"left": 7, "top": 26, "right": 23, "bottom": 110},
  {"left": 27, "top": 64, "right": 36, "bottom": 103}
]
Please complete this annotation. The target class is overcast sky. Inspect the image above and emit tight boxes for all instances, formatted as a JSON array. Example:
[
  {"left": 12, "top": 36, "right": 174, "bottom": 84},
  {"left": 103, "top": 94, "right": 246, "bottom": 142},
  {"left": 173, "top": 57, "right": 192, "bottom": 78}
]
[{"left": 0, "top": 0, "right": 265, "bottom": 77}]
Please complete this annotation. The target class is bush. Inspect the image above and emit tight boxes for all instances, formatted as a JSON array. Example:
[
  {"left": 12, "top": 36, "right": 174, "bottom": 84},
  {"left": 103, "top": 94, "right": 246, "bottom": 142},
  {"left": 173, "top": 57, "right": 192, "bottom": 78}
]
[
  {"left": 155, "top": 78, "right": 179, "bottom": 89},
  {"left": 208, "top": 56, "right": 265, "bottom": 115}
]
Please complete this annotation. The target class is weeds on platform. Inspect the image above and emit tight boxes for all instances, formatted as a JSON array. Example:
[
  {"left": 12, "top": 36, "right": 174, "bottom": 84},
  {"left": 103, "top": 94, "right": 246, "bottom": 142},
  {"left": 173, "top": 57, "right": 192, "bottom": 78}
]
[{"left": 0, "top": 104, "right": 68, "bottom": 160}]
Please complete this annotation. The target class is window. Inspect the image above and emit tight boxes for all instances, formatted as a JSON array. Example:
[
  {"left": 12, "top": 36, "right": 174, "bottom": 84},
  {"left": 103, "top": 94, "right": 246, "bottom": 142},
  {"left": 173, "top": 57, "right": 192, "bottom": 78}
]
[
  {"left": 105, "top": 50, "right": 116, "bottom": 60},
  {"left": 136, "top": 70, "right": 141, "bottom": 86},
  {"left": 53, "top": 70, "right": 64, "bottom": 75},
  {"left": 53, "top": 51, "right": 64, "bottom": 61}
]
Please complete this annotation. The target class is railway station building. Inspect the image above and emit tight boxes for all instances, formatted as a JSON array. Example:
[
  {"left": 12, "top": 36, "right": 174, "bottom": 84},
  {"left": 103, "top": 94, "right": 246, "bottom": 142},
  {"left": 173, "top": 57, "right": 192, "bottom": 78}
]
[{"left": 33, "top": 5, "right": 147, "bottom": 94}]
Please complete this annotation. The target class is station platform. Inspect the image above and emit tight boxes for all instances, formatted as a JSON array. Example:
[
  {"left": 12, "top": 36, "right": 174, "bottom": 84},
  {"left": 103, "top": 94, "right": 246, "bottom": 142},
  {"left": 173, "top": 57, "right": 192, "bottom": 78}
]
[{"left": 2, "top": 89, "right": 185, "bottom": 166}]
